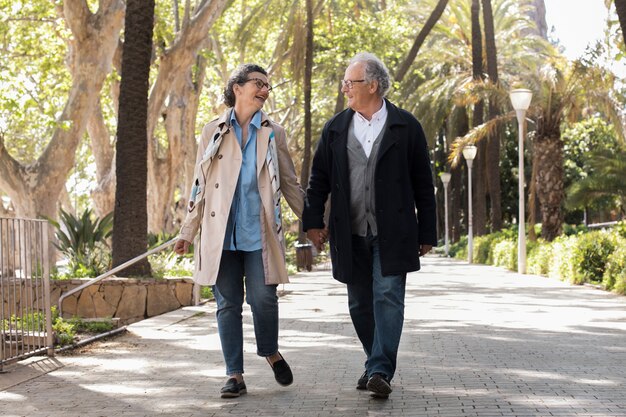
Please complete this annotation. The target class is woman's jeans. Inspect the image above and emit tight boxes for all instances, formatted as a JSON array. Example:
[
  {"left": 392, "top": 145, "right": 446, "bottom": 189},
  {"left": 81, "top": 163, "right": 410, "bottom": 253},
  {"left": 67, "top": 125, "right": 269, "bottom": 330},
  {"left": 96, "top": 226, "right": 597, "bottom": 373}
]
[
  {"left": 347, "top": 235, "right": 406, "bottom": 382},
  {"left": 212, "top": 249, "right": 279, "bottom": 376}
]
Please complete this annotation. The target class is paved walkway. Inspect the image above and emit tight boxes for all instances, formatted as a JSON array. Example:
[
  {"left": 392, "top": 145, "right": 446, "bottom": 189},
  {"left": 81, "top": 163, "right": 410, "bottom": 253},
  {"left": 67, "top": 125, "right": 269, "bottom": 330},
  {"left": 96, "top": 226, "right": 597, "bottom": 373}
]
[{"left": 2, "top": 256, "right": 626, "bottom": 416}]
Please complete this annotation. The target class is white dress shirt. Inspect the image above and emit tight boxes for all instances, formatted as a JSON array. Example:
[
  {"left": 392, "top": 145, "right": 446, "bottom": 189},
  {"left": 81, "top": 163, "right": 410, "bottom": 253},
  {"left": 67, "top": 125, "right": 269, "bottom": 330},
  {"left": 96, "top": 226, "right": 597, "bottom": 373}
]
[{"left": 352, "top": 100, "right": 388, "bottom": 158}]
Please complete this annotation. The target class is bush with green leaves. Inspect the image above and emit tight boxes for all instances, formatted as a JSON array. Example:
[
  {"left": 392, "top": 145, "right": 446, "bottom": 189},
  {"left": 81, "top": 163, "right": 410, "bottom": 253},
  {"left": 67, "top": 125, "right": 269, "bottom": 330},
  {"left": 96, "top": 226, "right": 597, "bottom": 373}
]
[
  {"left": 547, "top": 235, "right": 578, "bottom": 282},
  {"left": 449, "top": 235, "right": 468, "bottom": 260},
  {"left": 492, "top": 238, "right": 517, "bottom": 271},
  {"left": 527, "top": 239, "right": 553, "bottom": 276},
  {"left": 47, "top": 209, "right": 113, "bottom": 278},
  {"left": 571, "top": 230, "right": 617, "bottom": 284},
  {"left": 149, "top": 251, "right": 194, "bottom": 278},
  {"left": 603, "top": 241, "right": 626, "bottom": 293}
]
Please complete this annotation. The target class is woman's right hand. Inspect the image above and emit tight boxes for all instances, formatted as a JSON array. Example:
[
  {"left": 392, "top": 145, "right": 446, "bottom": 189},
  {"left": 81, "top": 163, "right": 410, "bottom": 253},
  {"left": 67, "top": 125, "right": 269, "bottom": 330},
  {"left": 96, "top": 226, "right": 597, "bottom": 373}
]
[{"left": 174, "top": 239, "right": 191, "bottom": 255}]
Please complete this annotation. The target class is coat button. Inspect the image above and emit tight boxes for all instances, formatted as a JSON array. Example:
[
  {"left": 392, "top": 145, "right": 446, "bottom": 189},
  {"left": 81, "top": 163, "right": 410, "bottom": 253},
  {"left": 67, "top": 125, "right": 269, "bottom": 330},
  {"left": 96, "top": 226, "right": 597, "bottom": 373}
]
[
  {"left": 210, "top": 211, "right": 216, "bottom": 217},
  {"left": 218, "top": 154, "right": 223, "bottom": 159},
  {"left": 215, "top": 183, "right": 219, "bottom": 188}
]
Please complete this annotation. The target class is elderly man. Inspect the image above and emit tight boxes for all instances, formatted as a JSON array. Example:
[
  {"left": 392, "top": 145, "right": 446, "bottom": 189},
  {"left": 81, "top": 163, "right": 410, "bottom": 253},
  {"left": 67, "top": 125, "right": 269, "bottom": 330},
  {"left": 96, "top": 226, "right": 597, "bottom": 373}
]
[{"left": 303, "top": 52, "right": 436, "bottom": 399}]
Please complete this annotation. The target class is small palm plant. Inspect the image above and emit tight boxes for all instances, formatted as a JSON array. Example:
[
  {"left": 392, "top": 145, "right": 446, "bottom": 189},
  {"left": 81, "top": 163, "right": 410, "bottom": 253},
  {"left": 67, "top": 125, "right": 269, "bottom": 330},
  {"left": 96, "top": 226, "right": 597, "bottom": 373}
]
[{"left": 47, "top": 209, "right": 113, "bottom": 278}]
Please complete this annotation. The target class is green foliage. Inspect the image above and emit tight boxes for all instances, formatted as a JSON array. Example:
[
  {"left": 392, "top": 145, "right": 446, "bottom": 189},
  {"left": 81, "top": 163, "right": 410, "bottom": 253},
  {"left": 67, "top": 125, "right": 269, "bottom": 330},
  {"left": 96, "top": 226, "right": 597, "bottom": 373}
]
[
  {"left": 449, "top": 235, "right": 468, "bottom": 260},
  {"left": 491, "top": 239, "right": 517, "bottom": 271},
  {"left": 603, "top": 240, "right": 626, "bottom": 293},
  {"left": 547, "top": 235, "right": 578, "bottom": 282},
  {"left": 148, "top": 231, "right": 179, "bottom": 249},
  {"left": 47, "top": 209, "right": 113, "bottom": 278},
  {"left": 70, "top": 317, "right": 115, "bottom": 334},
  {"left": 149, "top": 251, "right": 194, "bottom": 279},
  {"left": 527, "top": 239, "right": 553, "bottom": 276},
  {"left": 200, "top": 286, "right": 214, "bottom": 300},
  {"left": 2, "top": 310, "right": 46, "bottom": 332},
  {"left": 571, "top": 231, "right": 617, "bottom": 284}
]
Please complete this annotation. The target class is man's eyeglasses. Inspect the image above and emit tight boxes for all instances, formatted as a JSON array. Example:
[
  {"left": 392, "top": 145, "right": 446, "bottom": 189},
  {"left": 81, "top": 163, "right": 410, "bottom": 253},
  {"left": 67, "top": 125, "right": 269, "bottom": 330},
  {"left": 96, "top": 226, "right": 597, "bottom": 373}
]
[
  {"left": 341, "top": 79, "right": 366, "bottom": 89},
  {"left": 244, "top": 78, "right": 273, "bottom": 92}
]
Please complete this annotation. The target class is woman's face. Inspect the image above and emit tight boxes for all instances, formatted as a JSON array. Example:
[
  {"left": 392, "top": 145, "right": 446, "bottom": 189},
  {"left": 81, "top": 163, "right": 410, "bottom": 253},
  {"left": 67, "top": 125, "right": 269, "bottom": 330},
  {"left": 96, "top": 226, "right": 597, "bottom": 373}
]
[{"left": 233, "top": 71, "right": 271, "bottom": 113}]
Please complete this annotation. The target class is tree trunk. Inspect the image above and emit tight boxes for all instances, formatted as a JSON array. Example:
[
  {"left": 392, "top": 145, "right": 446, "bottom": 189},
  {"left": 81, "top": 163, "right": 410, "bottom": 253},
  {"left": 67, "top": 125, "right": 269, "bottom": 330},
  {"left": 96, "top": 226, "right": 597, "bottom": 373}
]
[
  {"left": 481, "top": 0, "right": 502, "bottom": 231},
  {"left": 145, "top": 0, "right": 229, "bottom": 233},
  {"left": 450, "top": 109, "right": 469, "bottom": 242},
  {"left": 616, "top": 0, "right": 626, "bottom": 46},
  {"left": 299, "top": 0, "right": 314, "bottom": 243},
  {"left": 527, "top": 0, "right": 548, "bottom": 39},
  {"left": 534, "top": 135, "right": 564, "bottom": 241},
  {"left": 395, "top": 0, "right": 449, "bottom": 82},
  {"left": 471, "top": 0, "right": 487, "bottom": 235},
  {"left": 112, "top": 0, "right": 155, "bottom": 276},
  {"left": 0, "top": 1, "right": 124, "bottom": 222}
]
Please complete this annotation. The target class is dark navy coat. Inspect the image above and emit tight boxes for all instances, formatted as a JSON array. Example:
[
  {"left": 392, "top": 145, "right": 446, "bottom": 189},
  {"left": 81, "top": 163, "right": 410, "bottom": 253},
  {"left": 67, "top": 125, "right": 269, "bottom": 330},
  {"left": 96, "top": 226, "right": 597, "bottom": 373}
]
[{"left": 303, "top": 99, "right": 437, "bottom": 284}]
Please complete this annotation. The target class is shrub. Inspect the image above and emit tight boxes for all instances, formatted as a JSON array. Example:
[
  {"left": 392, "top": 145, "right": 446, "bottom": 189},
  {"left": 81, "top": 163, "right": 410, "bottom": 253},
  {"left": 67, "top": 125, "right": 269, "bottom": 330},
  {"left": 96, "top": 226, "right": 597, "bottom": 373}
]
[
  {"left": 449, "top": 235, "right": 468, "bottom": 260},
  {"left": 474, "top": 234, "right": 498, "bottom": 264},
  {"left": 571, "top": 231, "right": 617, "bottom": 284},
  {"left": 527, "top": 239, "right": 552, "bottom": 276},
  {"left": 548, "top": 235, "right": 578, "bottom": 282},
  {"left": 47, "top": 209, "right": 113, "bottom": 278},
  {"left": 149, "top": 251, "right": 194, "bottom": 279},
  {"left": 603, "top": 238, "right": 626, "bottom": 292},
  {"left": 492, "top": 239, "right": 517, "bottom": 271}
]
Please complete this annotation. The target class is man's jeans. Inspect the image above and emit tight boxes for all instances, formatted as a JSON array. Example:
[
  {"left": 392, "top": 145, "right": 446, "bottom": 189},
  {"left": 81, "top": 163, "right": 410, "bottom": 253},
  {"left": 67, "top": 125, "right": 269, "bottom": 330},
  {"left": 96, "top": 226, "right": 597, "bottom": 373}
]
[
  {"left": 212, "top": 250, "right": 279, "bottom": 376},
  {"left": 347, "top": 236, "right": 406, "bottom": 381}
]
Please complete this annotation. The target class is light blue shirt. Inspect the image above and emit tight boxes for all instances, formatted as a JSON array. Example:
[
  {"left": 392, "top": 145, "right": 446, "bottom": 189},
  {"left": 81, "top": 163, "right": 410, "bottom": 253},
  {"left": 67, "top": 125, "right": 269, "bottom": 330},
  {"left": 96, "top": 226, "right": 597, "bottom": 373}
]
[{"left": 223, "top": 109, "right": 263, "bottom": 251}]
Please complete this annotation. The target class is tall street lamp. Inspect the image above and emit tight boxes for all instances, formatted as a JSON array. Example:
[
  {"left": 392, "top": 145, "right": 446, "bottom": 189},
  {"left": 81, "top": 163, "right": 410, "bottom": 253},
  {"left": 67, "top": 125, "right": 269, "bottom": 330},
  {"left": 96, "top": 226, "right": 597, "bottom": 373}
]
[
  {"left": 462, "top": 145, "right": 477, "bottom": 264},
  {"left": 509, "top": 88, "right": 533, "bottom": 274},
  {"left": 440, "top": 172, "right": 451, "bottom": 257}
]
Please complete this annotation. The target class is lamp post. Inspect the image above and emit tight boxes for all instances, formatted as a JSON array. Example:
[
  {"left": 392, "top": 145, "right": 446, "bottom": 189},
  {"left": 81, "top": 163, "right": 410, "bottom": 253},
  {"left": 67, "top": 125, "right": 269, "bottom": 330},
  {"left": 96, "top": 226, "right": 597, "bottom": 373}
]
[
  {"left": 462, "top": 145, "right": 477, "bottom": 264},
  {"left": 440, "top": 172, "right": 451, "bottom": 257},
  {"left": 509, "top": 88, "right": 533, "bottom": 274}
]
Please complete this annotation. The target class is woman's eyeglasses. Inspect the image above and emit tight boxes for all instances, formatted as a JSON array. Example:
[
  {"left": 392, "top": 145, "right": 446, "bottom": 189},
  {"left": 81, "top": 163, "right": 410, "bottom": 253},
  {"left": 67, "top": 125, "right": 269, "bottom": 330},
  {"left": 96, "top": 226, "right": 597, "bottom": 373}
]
[{"left": 244, "top": 78, "right": 273, "bottom": 92}]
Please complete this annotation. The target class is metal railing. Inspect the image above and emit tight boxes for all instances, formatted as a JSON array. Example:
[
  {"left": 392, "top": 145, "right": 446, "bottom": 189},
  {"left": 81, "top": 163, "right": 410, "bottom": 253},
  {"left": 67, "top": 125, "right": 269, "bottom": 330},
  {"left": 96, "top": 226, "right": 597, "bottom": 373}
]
[
  {"left": 1, "top": 217, "right": 53, "bottom": 371},
  {"left": 58, "top": 238, "right": 183, "bottom": 318}
]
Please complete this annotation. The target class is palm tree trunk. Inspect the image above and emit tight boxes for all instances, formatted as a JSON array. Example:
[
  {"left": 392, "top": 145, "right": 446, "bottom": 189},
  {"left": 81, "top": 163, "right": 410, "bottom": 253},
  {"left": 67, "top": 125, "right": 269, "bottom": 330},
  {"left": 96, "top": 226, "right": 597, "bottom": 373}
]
[
  {"left": 471, "top": 0, "right": 487, "bottom": 235},
  {"left": 534, "top": 135, "right": 564, "bottom": 241},
  {"left": 394, "top": 0, "right": 449, "bottom": 82},
  {"left": 616, "top": 0, "right": 626, "bottom": 46},
  {"left": 481, "top": 0, "right": 502, "bottom": 231},
  {"left": 112, "top": 0, "right": 155, "bottom": 276}
]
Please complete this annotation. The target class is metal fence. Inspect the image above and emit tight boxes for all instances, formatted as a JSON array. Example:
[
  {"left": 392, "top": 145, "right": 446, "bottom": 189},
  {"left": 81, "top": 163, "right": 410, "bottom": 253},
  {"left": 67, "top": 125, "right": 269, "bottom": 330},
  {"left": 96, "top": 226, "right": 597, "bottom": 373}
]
[{"left": 0, "top": 217, "right": 53, "bottom": 371}]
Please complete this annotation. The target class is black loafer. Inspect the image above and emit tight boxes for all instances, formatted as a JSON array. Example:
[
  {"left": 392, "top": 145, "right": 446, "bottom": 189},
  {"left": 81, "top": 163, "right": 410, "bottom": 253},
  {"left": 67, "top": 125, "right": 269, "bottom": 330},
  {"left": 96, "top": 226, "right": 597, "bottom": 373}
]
[
  {"left": 366, "top": 373, "right": 392, "bottom": 399},
  {"left": 220, "top": 377, "right": 247, "bottom": 398},
  {"left": 357, "top": 370, "right": 368, "bottom": 390},
  {"left": 267, "top": 352, "right": 293, "bottom": 386}
]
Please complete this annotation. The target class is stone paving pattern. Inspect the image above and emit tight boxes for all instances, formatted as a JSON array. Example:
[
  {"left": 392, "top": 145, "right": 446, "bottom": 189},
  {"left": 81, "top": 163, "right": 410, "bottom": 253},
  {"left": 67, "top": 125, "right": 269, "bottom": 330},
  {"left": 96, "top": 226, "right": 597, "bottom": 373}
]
[{"left": 1, "top": 256, "right": 626, "bottom": 416}]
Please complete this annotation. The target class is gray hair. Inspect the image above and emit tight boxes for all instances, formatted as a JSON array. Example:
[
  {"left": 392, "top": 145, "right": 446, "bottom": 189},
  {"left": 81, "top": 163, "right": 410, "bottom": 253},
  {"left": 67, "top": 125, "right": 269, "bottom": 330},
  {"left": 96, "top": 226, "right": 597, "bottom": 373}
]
[
  {"left": 223, "top": 63, "right": 268, "bottom": 107},
  {"left": 349, "top": 52, "right": 391, "bottom": 97}
]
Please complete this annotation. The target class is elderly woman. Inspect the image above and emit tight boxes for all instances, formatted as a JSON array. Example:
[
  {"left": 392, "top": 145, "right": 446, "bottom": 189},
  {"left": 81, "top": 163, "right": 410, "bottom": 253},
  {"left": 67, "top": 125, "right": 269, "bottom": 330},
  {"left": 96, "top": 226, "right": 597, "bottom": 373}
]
[{"left": 174, "top": 64, "right": 304, "bottom": 398}]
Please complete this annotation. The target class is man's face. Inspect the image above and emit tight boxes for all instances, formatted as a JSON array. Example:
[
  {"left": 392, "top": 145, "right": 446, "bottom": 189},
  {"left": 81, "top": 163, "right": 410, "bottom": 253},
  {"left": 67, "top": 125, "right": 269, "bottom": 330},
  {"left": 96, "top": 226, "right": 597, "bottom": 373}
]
[{"left": 341, "top": 62, "right": 377, "bottom": 113}]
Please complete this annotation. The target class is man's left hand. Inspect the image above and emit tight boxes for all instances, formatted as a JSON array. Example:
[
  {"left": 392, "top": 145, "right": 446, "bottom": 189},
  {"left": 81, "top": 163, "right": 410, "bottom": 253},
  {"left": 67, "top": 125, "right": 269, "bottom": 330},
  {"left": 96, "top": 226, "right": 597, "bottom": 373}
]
[{"left": 419, "top": 244, "right": 432, "bottom": 256}]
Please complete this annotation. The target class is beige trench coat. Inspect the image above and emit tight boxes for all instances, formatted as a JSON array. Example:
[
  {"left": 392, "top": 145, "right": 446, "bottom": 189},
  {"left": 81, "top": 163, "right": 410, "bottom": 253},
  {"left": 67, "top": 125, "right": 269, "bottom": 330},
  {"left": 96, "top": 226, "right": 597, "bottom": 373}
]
[{"left": 179, "top": 109, "right": 304, "bottom": 286}]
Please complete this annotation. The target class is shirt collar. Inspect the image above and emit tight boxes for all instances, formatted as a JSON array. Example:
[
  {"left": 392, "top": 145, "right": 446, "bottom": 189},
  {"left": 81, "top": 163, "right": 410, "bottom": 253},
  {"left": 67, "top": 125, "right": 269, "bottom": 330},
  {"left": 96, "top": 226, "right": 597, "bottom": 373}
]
[
  {"left": 230, "top": 109, "right": 262, "bottom": 129},
  {"left": 354, "top": 100, "right": 387, "bottom": 124}
]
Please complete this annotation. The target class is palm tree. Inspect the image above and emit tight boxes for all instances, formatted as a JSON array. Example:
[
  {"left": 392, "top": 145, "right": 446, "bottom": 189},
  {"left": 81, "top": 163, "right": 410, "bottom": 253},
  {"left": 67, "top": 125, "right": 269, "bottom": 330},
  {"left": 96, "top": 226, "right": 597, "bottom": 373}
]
[
  {"left": 451, "top": 55, "right": 626, "bottom": 241},
  {"left": 615, "top": 0, "right": 626, "bottom": 45},
  {"left": 482, "top": 0, "right": 503, "bottom": 231},
  {"left": 566, "top": 149, "right": 626, "bottom": 217},
  {"left": 112, "top": 0, "right": 155, "bottom": 276}
]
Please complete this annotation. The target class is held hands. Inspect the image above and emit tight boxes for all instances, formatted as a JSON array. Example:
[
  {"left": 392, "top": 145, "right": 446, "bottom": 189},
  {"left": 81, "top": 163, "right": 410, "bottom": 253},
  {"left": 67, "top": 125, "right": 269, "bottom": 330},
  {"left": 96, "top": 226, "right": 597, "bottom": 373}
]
[
  {"left": 306, "top": 228, "right": 329, "bottom": 252},
  {"left": 174, "top": 239, "right": 191, "bottom": 255}
]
